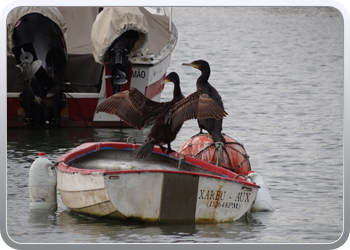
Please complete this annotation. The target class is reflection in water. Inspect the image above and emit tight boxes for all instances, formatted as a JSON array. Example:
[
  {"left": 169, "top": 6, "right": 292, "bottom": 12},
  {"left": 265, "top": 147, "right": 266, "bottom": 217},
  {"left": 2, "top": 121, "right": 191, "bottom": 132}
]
[
  {"left": 28, "top": 209, "right": 58, "bottom": 229},
  {"left": 193, "top": 214, "right": 263, "bottom": 242},
  {"left": 159, "top": 223, "right": 198, "bottom": 237},
  {"left": 42, "top": 208, "right": 264, "bottom": 243},
  {"left": 7, "top": 127, "right": 151, "bottom": 158},
  {"left": 54, "top": 210, "right": 167, "bottom": 243}
]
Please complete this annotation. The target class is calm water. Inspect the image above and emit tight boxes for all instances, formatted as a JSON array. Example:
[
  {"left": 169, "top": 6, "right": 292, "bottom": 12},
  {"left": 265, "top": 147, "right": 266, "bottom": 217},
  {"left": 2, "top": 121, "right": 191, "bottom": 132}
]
[{"left": 6, "top": 7, "right": 344, "bottom": 245}]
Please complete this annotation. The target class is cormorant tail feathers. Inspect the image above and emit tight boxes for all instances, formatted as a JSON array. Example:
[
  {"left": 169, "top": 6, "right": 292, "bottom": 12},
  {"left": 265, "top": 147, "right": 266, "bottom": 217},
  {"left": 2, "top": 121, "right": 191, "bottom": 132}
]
[
  {"left": 210, "top": 131, "right": 226, "bottom": 143},
  {"left": 131, "top": 140, "right": 155, "bottom": 159}
]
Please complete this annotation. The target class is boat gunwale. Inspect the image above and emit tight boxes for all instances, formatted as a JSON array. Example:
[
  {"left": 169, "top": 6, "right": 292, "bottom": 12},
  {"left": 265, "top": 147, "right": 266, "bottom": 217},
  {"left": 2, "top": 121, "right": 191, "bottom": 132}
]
[{"left": 56, "top": 142, "right": 259, "bottom": 188}]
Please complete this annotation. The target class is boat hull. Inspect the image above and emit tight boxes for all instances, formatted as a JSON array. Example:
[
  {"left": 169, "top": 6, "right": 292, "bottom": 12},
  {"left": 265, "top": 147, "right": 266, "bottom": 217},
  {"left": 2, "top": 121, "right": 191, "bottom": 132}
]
[
  {"left": 7, "top": 58, "right": 169, "bottom": 128},
  {"left": 56, "top": 142, "right": 259, "bottom": 223}
]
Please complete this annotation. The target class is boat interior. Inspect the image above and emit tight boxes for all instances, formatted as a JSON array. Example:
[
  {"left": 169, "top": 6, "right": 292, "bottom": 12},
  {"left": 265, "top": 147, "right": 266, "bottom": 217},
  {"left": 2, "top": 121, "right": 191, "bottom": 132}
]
[{"left": 67, "top": 149, "right": 227, "bottom": 178}]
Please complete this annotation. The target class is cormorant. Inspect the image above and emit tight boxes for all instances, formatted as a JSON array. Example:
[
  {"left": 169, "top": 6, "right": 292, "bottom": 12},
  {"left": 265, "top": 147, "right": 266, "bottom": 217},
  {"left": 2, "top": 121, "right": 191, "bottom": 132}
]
[
  {"left": 166, "top": 60, "right": 227, "bottom": 143},
  {"left": 130, "top": 72, "right": 185, "bottom": 158}
]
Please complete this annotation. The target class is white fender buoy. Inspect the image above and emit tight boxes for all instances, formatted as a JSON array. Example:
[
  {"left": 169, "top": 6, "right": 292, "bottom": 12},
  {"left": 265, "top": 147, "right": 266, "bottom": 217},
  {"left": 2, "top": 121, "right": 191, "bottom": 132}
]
[
  {"left": 248, "top": 171, "right": 275, "bottom": 212},
  {"left": 29, "top": 152, "right": 57, "bottom": 210}
]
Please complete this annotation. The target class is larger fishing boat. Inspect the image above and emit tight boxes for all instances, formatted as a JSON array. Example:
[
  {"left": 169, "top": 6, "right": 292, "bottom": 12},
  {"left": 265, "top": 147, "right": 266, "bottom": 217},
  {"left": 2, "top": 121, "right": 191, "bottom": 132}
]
[{"left": 7, "top": 7, "right": 177, "bottom": 128}]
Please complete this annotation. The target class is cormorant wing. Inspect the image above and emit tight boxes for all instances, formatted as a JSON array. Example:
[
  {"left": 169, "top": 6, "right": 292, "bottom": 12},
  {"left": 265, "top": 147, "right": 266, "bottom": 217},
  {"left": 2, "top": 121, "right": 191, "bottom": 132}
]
[
  {"left": 96, "top": 87, "right": 164, "bottom": 129},
  {"left": 165, "top": 92, "right": 228, "bottom": 131}
]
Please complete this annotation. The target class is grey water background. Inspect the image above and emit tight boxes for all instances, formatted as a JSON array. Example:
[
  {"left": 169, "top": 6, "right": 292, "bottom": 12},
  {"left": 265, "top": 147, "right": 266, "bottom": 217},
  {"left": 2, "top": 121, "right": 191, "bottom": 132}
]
[{"left": 6, "top": 7, "right": 344, "bottom": 244}]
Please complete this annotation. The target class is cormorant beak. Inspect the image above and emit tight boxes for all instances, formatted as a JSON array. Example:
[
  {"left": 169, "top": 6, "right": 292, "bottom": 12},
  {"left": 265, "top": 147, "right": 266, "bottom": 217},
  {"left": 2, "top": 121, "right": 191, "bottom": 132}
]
[
  {"left": 182, "top": 63, "right": 198, "bottom": 69},
  {"left": 182, "top": 63, "right": 193, "bottom": 67},
  {"left": 164, "top": 79, "right": 170, "bottom": 84}
]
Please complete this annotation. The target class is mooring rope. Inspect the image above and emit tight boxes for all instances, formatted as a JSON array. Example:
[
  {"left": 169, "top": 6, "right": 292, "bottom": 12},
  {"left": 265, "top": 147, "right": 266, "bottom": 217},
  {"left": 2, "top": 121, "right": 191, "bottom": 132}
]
[
  {"left": 178, "top": 154, "right": 198, "bottom": 170},
  {"left": 51, "top": 160, "right": 65, "bottom": 170},
  {"left": 126, "top": 136, "right": 136, "bottom": 144},
  {"left": 234, "top": 173, "right": 249, "bottom": 180}
]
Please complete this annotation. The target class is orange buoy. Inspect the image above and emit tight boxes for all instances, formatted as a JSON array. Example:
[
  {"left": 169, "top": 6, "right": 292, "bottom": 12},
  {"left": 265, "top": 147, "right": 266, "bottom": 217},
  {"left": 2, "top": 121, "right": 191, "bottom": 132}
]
[{"left": 177, "top": 134, "right": 251, "bottom": 175}]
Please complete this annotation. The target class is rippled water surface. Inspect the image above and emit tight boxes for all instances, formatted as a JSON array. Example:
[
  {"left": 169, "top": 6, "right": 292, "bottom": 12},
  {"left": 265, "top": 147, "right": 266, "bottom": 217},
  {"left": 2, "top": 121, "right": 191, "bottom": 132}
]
[{"left": 6, "top": 7, "right": 344, "bottom": 245}]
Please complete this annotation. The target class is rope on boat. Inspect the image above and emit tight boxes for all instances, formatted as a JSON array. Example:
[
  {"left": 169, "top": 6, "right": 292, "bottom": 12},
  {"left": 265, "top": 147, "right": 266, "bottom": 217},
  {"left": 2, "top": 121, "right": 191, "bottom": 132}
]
[
  {"left": 51, "top": 160, "right": 65, "bottom": 170},
  {"left": 126, "top": 136, "right": 136, "bottom": 144},
  {"left": 64, "top": 92, "right": 89, "bottom": 127},
  {"left": 234, "top": 173, "right": 249, "bottom": 180},
  {"left": 236, "top": 153, "right": 250, "bottom": 170},
  {"left": 178, "top": 154, "right": 198, "bottom": 170}
]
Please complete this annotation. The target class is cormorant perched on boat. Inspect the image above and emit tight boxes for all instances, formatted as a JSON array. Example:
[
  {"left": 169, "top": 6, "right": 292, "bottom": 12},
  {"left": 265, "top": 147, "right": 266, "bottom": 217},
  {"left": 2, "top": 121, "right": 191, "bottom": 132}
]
[
  {"left": 96, "top": 72, "right": 227, "bottom": 158},
  {"left": 166, "top": 60, "right": 227, "bottom": 143},
  {"left": 130, "top": 72, "right": 184, "bottom": 158}
]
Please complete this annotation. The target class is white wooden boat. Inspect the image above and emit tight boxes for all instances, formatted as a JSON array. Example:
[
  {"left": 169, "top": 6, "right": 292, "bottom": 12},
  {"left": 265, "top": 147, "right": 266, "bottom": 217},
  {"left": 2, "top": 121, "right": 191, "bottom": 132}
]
[
  {"left": 55, "top": 141, "right": 259, "bottom": 223},
  {"left": 7, "top": 7, "right": 177, "bottom": 128}
]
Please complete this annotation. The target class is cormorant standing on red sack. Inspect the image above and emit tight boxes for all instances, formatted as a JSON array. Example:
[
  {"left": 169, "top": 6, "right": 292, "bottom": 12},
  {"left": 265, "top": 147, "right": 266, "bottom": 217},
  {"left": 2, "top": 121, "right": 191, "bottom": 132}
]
[{"left": 166, "top": 60, "right": 227, "bottom": 143}]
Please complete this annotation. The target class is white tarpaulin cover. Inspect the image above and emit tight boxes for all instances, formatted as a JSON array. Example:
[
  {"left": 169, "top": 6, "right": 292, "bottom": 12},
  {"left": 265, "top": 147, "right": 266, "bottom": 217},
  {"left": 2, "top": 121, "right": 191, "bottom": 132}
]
[
  {"left": 91, "top": 7, "right": 174, "bottom": 65},
  {"left": 91, "top": 7, "right": 149, "bottom": 64},
  {"left": 138, "top": 8, "right": 174, "bottom": 59},
  {"left": 6, "top": 7, "right": 67, "bottom": 54},
  {"left": 57, "top": 7, "right": 100, "bottom": 55}
]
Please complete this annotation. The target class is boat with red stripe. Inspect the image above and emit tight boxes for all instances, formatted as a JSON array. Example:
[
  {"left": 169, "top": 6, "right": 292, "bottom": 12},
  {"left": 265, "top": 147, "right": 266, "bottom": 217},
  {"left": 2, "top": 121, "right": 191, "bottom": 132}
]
[
  {"left": 7, "top": 7, "right": 177, "bottom": 128},
  {"left": 55, "top": 141, "right": 259, "bottom": 223}
]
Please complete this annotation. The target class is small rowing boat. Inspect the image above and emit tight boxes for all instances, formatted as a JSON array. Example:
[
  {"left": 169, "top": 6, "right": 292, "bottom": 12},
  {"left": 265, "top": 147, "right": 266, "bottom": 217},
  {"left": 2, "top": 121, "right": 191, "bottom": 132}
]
[{"left": 55, "top": 141, "right": 259, "bottom": 223}]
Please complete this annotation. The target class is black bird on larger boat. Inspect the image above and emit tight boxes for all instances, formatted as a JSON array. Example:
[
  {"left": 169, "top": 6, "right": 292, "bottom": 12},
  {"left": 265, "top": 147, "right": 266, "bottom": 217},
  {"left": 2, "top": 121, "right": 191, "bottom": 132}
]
[
  {"left": 96, "top": 72, "right": 227, "bottom": 159},
  {"left": 166, "top": 60, "right": 227, "bottom": 143}
]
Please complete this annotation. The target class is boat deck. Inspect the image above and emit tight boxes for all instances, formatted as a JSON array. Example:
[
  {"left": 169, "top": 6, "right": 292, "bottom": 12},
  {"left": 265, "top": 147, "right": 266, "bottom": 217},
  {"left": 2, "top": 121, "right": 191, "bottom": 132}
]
[{"left": 68, "top": 149, "right": 226, "bottom": 177}]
